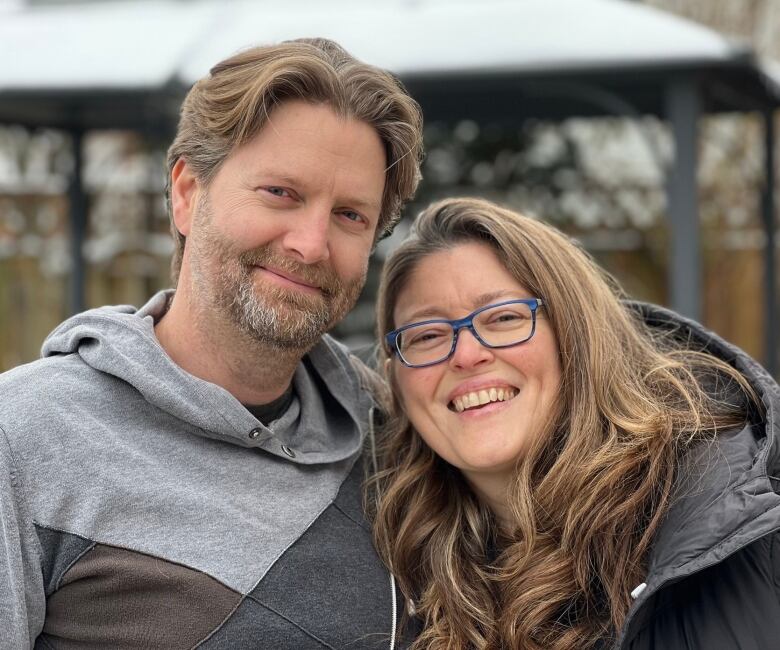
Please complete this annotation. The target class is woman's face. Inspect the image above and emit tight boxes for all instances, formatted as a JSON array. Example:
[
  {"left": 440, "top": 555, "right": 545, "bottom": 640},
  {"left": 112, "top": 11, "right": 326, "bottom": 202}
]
[{"left": 390, "top": 241, "right": 562, "bottom": 501}]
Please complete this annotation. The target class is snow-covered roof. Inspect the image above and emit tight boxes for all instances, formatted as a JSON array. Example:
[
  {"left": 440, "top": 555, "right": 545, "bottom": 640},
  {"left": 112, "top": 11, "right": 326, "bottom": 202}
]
[
  {"left": 0, "top": 0, "right": 775, "bottom": 129},
  {"left": 0, "top": 0, "right": 752, "bottom": 92},
  {"left": 181, "top": 0, "right": 749, "bottom": 81},
  {"left": 0, "top": 1, "right": 215, "bottom": 89}
]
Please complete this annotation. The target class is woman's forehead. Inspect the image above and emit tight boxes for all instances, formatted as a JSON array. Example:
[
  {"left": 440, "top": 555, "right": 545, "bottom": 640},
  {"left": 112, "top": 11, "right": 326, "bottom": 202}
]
[{"left": 392, "top": 243, "right": 533, "bottom": 323}]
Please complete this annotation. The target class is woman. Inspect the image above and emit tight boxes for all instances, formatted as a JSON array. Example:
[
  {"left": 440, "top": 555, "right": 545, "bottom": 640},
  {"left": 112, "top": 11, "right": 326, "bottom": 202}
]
[{"left": 371, "top": 197, "right": 780, "bottom": 649}]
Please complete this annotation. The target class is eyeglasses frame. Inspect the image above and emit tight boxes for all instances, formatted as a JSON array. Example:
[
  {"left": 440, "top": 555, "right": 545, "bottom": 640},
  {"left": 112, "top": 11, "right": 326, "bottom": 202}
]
[{"left": 385, "top": 298, "right": 545, "bottom": 368}]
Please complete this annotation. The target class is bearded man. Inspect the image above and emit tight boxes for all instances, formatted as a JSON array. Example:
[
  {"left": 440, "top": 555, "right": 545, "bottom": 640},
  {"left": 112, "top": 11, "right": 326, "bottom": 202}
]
[{"left": 0, "top": 38, "right": 422, "bottom": 649}]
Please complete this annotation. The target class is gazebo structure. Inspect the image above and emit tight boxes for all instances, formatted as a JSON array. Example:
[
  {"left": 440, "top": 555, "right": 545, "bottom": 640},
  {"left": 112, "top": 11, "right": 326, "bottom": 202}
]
[{"left": 0, "top": 0, "right": 778, "bottom": 373}]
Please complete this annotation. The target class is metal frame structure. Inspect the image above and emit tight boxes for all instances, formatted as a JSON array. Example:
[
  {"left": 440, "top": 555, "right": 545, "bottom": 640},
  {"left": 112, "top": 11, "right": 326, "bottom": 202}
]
[{"left": 0, "top": 0, "right": 778, "bottom": 373}]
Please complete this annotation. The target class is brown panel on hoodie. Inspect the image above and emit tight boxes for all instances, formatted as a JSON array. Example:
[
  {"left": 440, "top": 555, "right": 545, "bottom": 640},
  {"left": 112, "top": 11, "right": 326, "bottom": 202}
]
[{"left": 40, "top": 543, "right": 242, "bottom": 649}]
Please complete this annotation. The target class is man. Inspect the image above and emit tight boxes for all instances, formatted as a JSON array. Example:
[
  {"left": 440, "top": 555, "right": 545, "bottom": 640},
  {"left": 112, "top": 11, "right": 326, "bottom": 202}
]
[{"left": 0, "top": 38, "right": 422, "bottom": 649}]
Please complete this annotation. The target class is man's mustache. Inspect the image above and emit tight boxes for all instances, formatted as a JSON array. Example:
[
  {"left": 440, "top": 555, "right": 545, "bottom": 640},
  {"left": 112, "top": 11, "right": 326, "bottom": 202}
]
[{"left": 237, "top": 247, "right": 343, "bottom": 298}]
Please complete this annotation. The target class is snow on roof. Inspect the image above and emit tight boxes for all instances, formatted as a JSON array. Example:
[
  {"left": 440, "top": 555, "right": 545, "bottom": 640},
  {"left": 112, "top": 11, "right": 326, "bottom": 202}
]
[
  {"left": 0, "top": 0, "right": 750, "bottom": 92},
  {"left": 180, "top": 0, "right": 746, "bottom": 82},
  {"left": 0, "top": 0, "right": 218, "bottom": 89}
]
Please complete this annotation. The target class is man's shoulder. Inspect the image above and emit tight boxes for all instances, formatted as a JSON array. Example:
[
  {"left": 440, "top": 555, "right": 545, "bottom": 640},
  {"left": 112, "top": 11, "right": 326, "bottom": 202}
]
[
  {"left": 0, "top": 353, "right": 109, "bottom": 439},
  {"left": 0, "top": 353, "right": 86, "bottom": 395}
]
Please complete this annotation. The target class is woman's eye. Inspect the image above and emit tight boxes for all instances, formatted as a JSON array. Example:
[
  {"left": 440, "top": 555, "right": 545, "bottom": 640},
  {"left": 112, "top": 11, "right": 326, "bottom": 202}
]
[
  {"left": 485, "top": 310, "right": 529, "bottom": 326},
  {"left": 407, "top": 328, "right": 448, "bottom": 348}
]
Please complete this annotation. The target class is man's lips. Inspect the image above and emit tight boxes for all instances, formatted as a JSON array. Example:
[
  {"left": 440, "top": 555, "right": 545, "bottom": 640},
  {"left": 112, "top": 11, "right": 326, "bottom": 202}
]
[{"left": 255, "top": 265, "right": 323, "bottom": 295}]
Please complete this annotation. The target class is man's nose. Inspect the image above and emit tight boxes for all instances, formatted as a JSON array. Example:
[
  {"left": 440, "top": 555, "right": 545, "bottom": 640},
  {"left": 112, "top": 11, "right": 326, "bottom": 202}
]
[
  {"left": 280, "top": 206, "right": 331, "bottom": 265},
  {"left": 448, "top": 327, "right": 493, "bottom": 369}
]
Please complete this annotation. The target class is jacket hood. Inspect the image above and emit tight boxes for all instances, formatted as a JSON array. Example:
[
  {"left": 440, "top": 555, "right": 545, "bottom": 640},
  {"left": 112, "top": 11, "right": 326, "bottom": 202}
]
[
  {"left": 618, "top": 302, "right": 780, "bottom": 646},
  {"left": 41, "top": 290, "right": 372, "bottom": 465}
]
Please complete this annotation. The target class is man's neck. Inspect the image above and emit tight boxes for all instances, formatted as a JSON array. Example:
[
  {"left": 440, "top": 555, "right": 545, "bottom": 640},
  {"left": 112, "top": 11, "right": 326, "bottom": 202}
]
[{"left": 154, "top": 290, "right": 305, "bottom": 405}]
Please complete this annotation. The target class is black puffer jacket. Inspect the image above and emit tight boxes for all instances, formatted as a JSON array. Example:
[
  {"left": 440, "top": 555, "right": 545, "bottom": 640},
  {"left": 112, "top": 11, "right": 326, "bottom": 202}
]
[{"left": 616, "top": 304, "right": 780, "bottom": 649}]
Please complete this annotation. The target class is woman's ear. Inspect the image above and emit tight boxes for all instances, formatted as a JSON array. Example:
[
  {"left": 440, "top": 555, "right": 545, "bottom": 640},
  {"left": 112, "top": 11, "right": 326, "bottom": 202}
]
[{"left": 169, "top": 159, "right": 200, "bottom": 237}]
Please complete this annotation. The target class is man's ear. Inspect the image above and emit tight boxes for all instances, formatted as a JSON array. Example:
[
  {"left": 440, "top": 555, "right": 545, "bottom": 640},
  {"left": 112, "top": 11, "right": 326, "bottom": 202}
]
[{"left": 170, "top": 158, "right": 200, "bottom": 237}]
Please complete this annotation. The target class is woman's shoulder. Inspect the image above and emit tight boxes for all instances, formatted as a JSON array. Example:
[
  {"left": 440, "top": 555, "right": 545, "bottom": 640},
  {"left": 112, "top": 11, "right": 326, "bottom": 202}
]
[
  {"left": 623, "top": 530, "right": 780, "bottom": 650},
  {"left": 617, "top": 412, "right": 780, "bottom": 649}
]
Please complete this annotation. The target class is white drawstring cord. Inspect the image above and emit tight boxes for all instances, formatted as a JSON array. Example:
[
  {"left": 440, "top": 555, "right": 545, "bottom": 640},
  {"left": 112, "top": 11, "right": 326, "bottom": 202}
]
[
  {"left": 368, "top": 406, "right": 398, "bottom": 650},
  {"left": 389, "top": 573, "right": 398, "bottom": 650}
]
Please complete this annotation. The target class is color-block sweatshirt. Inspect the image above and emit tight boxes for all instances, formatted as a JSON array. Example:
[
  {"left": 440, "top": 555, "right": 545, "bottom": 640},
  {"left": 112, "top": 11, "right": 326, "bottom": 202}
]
[{"left": 0, "top": 291, "right": 404, "bottom": 649}]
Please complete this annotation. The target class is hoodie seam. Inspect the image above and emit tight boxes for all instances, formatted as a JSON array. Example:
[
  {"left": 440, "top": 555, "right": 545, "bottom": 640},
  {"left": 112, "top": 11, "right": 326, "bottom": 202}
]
[
  {"left": 244, "top": 594, "right": 335, "bottom": 649},
  {"left": 51, "top": 539, "right": 97, "bottom": 593},
  {"left": 332, "top": 501, "right": 369, "bottom": 532},
  {"left": 29, "top": 524, "right": 244, "bottom": 597},
  {"left": 243, "top": 453, "right": 360, "bottom": 595},
  {"left": 0, "top": 424, "right": 45, "bottom": 573},
  {"left": 191, "top": 594, "right": 247, "bottom": 648}
]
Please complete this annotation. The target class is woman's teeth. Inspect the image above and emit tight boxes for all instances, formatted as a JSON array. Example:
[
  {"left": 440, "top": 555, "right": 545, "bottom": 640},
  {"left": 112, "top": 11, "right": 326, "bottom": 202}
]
[{"left": 451, "top": 387, "right": 517, "bottom": 413}]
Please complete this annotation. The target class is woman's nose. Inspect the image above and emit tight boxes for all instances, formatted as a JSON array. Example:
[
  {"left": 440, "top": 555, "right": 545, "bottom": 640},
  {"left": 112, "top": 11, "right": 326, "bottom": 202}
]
[{"left": 448, "top": 328, "right": 493, "bottom": 369}]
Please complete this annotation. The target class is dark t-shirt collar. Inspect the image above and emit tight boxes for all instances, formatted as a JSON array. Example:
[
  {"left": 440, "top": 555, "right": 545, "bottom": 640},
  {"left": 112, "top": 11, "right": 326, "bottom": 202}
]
[{"left": 244, "top": 383, "right": 294, "bottom": 426}]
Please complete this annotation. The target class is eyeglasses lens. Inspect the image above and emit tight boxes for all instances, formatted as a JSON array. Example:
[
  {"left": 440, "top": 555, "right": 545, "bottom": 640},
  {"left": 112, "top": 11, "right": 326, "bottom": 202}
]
[{"left": 397, "top": 302, "right": 534, "bottom": 366}]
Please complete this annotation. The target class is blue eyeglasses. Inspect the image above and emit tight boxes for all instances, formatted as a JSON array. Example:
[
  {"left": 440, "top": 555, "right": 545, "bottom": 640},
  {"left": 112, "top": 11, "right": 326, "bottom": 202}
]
[{"left": 386, "top": 298, "right": 544, "bottom": 368}]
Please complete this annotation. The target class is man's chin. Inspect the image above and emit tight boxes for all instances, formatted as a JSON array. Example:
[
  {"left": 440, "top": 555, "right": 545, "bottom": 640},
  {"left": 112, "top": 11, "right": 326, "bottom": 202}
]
[
  {"left": 244, "top": 322, "right": 328, "bottom": 351},
  {"left": 252, "top": 283, "right": 329, "bottom": 312},
  {"left": 226, "top": 275, "right": 360, "bottom": 349},
  {"left": 233, "top": 302, "right": 333, "bottom": 350}
]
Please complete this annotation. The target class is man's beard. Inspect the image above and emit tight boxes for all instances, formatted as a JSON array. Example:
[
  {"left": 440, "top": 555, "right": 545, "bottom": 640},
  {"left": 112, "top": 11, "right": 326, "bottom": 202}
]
[{"left": 189, "top": 200, "right": 366, "bottom": 350}]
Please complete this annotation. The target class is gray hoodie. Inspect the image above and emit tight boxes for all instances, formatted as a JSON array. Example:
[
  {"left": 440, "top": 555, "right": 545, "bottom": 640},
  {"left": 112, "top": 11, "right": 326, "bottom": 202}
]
[{"left": 0, "top": 291, "right": 402, "bottom": 649}]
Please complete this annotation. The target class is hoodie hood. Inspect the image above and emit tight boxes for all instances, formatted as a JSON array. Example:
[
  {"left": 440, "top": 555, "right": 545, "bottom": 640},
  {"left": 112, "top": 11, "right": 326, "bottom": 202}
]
[
  {"left": 617, "top": 302, "right": 780, "bottom": 647},
  {"left": 41, "top": 290, "right": 371, "bottom": 465}
]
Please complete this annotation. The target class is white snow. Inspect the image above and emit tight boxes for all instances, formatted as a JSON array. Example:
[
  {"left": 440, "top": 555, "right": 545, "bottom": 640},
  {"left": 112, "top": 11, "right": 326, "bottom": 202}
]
[{"left": 0, "top": 0, "right": 749, "bottom": 92}]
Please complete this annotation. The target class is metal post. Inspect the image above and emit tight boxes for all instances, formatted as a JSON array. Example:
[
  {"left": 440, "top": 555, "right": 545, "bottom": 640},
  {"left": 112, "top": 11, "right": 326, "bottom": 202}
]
[
  {"left": 68, "top": 129, "right": 86, "bottom": 315},
  {"left": 664, "top": 77, "right": 702, "bottom": 322},
  {"left": 762, "top": 108, "right": 777, "bottom": 377}
]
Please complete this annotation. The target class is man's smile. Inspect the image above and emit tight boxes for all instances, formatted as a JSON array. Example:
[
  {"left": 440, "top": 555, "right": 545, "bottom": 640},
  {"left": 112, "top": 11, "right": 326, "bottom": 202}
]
[{"left": 255, "top": 265, "right": 324, "bottom": 296}]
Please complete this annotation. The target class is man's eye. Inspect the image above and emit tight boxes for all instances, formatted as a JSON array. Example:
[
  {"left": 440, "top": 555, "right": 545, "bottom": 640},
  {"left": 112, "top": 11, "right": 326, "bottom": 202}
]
[
  {"left": 265, "top": 187, "right": 290, "bottom": 198},
  {"left": 339, "top": 210, "right": 364, "bottom": 223}
]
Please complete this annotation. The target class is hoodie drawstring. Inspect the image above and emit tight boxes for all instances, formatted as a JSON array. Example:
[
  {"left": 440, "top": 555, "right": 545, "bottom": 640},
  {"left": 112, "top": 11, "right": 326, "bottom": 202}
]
[{"left": 389, "top": 573, "right": 398, "bottom": 650}]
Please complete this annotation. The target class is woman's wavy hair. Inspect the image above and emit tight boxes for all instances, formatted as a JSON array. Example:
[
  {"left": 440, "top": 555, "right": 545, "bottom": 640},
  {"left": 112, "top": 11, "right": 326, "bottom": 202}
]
[
  {"left": 166, "top": 37, "right": 423, "bottom": 284},
  {"left": 370, "top": 197, "right": 756, "bottom": 649}
]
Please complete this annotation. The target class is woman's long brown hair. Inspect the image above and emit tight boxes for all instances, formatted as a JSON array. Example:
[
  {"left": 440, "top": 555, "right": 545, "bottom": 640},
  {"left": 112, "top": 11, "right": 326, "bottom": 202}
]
[{"left": 370, "top": 197, "right": 757, "bottom": 649}]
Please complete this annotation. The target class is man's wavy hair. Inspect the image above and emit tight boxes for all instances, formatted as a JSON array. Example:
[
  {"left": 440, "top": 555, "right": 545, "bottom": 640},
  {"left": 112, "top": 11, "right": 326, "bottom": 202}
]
[
  {"left": 165, "top": 38, "right": 423, "bottom": 284},
  {"left": 371, "top": 197, "right": 757, "bottom": 649}
]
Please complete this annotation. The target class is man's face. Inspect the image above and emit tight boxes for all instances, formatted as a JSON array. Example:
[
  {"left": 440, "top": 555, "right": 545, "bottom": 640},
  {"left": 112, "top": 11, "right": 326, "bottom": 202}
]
[{"left": 183, "top": 100, "right": 387, "bottom": 350}]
